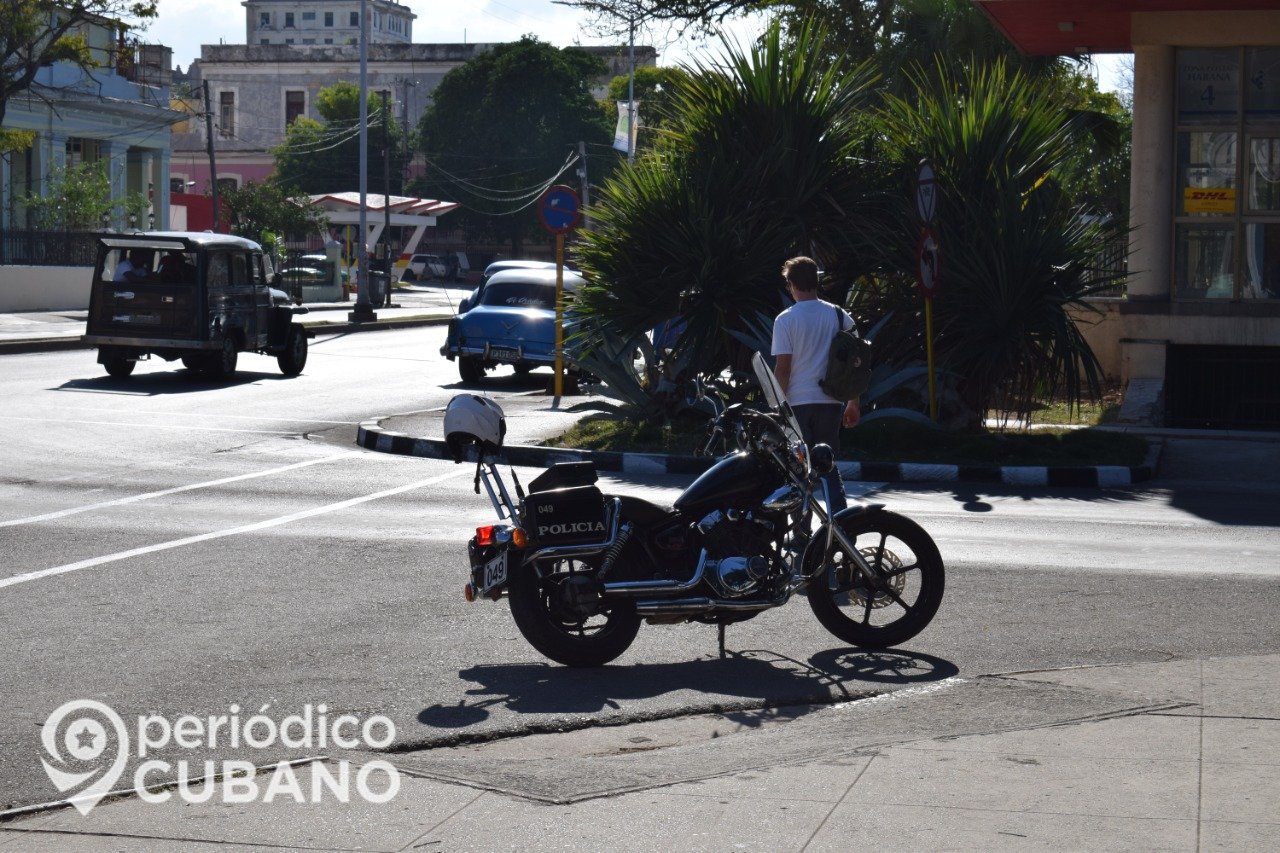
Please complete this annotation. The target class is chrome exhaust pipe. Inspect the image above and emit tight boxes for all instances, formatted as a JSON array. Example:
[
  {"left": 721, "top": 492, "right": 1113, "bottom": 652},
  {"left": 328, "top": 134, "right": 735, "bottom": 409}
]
[
  {"left": 602, "top": 549, "right": 710, "bottom": 595},
  {"left": 633, "top": 591, "right": 789, "bottom": 616}
]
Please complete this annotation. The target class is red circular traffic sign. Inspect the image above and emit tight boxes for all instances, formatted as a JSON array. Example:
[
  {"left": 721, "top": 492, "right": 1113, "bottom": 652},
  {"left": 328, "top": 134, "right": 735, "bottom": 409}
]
[
  {"left": 537, "top": 185, "right": 582, "bottom": 235},
  {"left": 916, "top": 227, "right": 941, "bottom": 298}
]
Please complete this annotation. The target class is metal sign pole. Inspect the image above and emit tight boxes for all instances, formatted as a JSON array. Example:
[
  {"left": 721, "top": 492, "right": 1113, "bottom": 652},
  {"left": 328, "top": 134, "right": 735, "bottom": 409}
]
[
  {"left": 554, "top": 233, "right": 565, "bottom": 399},
  {"left": 924, "top": 297, "right": 937, "bottom": 421},
  {"left": 915, "top": 160, "right": 941, "bottom": 422}
]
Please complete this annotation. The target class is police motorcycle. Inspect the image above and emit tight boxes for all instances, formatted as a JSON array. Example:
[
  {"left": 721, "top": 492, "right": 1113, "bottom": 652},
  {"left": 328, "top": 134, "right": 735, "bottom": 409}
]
[{"left": 445, "top": 352, "right": 944, "bottom": 667}]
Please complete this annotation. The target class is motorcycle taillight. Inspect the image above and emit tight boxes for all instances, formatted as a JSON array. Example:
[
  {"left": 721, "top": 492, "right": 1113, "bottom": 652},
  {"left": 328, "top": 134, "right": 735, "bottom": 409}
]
[{"left": 475, "top": 525, "right": 496, "bottom": 546}]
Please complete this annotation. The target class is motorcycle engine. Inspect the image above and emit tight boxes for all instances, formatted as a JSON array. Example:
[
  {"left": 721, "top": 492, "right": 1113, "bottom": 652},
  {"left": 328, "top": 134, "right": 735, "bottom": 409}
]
[{"left": 696, "top": 509, "right": 779, "bottom": 597}]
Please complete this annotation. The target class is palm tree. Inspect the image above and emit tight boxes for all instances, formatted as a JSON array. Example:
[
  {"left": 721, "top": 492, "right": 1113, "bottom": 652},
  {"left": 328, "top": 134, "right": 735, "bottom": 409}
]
[
  {"left": 856, "top": 61, "right": 1127, "bottom": 423},
  {"left": 572, "top": 20, "right": 883, "bottom": 382}
]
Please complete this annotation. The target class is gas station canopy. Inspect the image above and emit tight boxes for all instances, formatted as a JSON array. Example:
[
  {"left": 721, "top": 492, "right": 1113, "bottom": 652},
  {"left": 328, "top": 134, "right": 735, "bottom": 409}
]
[{"left": 308, "top": 192, "right": 460, "bottom": 258}]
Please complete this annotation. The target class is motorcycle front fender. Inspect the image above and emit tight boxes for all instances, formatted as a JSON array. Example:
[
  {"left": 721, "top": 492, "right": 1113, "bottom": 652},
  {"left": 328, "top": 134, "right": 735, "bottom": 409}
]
[{"left": 801, "top": 502, "right": 887, "bottom": 572}]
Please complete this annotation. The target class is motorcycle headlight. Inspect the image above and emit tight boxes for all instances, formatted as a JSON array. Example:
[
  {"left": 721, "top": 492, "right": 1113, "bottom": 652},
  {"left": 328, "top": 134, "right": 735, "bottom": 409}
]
[{"left": 810, "top": 443, "right": 835, "bottom": 475}]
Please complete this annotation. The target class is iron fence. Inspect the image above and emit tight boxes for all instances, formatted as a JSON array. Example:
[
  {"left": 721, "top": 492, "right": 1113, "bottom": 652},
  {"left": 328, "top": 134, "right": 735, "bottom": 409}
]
[
  {"left": 0, "top": 230, "right": 99, "bottom": 267},
  {"left": 1091, "top": 233, "right": 1129, "bottom": 299}
]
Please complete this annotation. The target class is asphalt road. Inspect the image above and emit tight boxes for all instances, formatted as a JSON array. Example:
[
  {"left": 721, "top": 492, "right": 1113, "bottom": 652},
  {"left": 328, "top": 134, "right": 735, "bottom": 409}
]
[{"left": 2, "top": 325, "right": 1279, "bottom": 812}]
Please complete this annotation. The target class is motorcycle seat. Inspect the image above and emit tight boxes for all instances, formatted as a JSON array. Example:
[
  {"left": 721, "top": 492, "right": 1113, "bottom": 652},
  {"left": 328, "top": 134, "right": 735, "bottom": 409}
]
[{"left": 618, "top": 494, "right": 672, "bottom": 528}]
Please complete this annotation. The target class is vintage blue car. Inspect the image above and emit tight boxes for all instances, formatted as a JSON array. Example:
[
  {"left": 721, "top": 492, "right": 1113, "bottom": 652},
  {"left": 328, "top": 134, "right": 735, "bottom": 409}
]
[{"left": 440, "top": 267, "right": 584, "bottom": 383}]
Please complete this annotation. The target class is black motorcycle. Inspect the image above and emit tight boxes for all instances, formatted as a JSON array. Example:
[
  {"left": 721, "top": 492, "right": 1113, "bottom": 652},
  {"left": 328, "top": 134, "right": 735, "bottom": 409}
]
[{"left": 451, "top": 353, "right": 944, "bottom": 667}]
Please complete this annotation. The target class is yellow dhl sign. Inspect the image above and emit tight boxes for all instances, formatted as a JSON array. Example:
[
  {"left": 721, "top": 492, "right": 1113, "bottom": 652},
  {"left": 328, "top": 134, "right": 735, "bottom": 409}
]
[{"left": 1184, "top": 187, "right": 1236, "bottom": 213}]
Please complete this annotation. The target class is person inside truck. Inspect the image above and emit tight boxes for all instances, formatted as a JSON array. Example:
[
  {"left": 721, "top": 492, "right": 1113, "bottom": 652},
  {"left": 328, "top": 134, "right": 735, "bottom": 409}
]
[
  {"left": 114, "top": 249, "right": 154, "bottom": 282},
  {"left": 158, "top": 250, "right": 197, "bottom": 283}
]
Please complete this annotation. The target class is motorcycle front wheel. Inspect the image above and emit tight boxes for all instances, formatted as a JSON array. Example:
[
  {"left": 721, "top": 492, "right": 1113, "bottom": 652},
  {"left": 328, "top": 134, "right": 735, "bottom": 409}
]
[
  {"left": 805, "top": 509, "right": 944, "bottom": 649},
  {"left": 508, "top": 556, "right": 640, "bottom": 667}
]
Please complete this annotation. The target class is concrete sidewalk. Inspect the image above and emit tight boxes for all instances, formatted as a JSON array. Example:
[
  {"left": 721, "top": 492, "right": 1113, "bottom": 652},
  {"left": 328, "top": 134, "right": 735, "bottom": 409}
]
[
  {"left": 2, "top": 654, "right": 1275, "bottom": 850},
  {"left": 0, "top": 286, "right": 461, "bottom": 354}
]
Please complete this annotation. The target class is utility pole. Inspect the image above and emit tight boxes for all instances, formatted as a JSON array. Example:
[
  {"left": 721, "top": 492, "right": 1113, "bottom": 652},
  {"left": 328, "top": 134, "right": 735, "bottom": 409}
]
[
  {"left": 202, "top": 79, "right": 220, "bottom": 231},
  {"left": 349, "top": 0, "right": 375, "bottom": 321},
  {"left": 577, "top": 140, "right": 590, "bottom": 228},
  {"left": 627, "top": 16, "right": 636, "bottom": 164},
  {"left": 381, "top": 90, "right": 393, "bottom": 308}
]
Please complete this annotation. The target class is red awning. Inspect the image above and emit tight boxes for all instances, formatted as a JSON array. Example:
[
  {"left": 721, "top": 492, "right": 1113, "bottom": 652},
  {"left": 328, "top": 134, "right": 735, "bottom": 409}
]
[{"left": 972, "top": 1, "right": 1280, "bottom": 55}]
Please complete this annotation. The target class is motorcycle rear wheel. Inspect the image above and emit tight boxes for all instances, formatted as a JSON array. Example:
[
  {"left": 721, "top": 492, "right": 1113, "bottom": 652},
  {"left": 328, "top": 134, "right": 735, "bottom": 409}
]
[
  {"left": 508, "top": 556, "right": 640, "bottom": 667},
  {"left": 806, "top": 509, "right": 944, "bottom": 649}
]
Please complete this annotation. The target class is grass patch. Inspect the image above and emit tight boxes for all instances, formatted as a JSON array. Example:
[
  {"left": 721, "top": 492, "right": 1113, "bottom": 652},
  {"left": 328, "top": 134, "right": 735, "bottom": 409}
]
[
  {"left": 545, "top": 410, "right": 1148, "bottom": 467},
  {"left": 545, "top": 412, "right": 711, "bottom": 455},
  {"left": 991, "top": 381, "right": 1124, "bottom": 426}
]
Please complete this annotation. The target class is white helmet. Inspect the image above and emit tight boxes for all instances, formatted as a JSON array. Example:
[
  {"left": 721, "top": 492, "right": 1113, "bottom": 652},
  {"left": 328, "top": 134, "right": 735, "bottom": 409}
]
[{"left": 443, "top": 394, "right": 506, "bottom": 462}]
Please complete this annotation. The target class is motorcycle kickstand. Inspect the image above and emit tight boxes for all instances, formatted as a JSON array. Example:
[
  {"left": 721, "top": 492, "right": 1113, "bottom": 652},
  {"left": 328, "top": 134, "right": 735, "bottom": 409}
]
[{"left": 718, "top": 622, "right": 726, "bottom": 660}]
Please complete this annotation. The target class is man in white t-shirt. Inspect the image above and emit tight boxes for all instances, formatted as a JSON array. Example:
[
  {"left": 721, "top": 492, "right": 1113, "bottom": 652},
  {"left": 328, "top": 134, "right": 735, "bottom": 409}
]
[{"left": 771, "top": 256, "right": 860, "bottom": 512}]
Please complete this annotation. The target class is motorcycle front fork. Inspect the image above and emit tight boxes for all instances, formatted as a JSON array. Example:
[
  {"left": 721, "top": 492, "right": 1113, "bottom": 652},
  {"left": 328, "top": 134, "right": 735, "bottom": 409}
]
[{"left": 803, "top": 477, "right": 880, "bottom": 589}]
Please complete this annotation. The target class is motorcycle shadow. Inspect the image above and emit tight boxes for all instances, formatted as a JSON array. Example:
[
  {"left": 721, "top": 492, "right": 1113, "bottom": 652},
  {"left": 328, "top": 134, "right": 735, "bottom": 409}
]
[{"left": 416, "top": 647, "right": 958, "bottom": 730}]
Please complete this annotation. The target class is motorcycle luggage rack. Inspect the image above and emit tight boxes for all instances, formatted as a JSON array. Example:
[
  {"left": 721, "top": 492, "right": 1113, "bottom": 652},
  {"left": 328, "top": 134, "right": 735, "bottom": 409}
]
[{"left": 475, "top": 453, "right": 521, "bottom": 524}]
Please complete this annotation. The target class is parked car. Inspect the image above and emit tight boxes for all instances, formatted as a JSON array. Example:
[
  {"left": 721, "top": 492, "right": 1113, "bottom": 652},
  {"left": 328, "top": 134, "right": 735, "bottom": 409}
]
[
  {"left": 82, "top": 232, "right": 312, "bottom": 380},
  {"left": 400, "top": 253, "right": 448, "bottom": 282},
  {"left": 440, "top": 267, "right": 584, "bottom": 383},
  {"left": 459, "top": 260, "right": 578, "bottom": 313}
]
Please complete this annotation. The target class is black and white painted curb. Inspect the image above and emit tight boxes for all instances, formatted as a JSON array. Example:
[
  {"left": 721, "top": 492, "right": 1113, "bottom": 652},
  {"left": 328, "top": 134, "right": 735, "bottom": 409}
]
[{"left": 358, "top": 420, "right": 1159, "bottom": 488}]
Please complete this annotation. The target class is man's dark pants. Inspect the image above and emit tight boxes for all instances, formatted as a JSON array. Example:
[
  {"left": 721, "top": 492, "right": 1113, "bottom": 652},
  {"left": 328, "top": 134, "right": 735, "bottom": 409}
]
[{"left": 791, "top": 402, "right": 847, "bottom": 513}]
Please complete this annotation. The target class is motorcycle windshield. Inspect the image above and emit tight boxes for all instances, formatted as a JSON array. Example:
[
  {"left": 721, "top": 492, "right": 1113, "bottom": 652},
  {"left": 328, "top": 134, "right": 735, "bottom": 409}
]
[{"left": 751, "top": 352, "right": 804, "bottom": 446}]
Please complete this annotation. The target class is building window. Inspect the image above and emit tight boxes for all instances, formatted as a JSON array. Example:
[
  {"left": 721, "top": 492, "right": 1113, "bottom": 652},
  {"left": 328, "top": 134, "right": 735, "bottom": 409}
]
[
  {"left": 1174, "top": 47, "right": 1280, "bottom": 300},
  {"left": 285, "top": 38, "right": 294, "bottom": 44},
  {"left": 324, "top": 38, "right": 333, "bottom": 44},
  {"left": 302, "top": 11, "right": 315, "bottom": 21},
  {"left": 285, "top": 91, "right": 306, "bottom": 127},
  {"left": 218, "top": 91, "right": 234, "bottom": 137},
  {"left": 350, "top": 11, "right": 358, "bottom": 26},
  {"left": 170, "top": 177, "right": 187, "bottom": 194},
  {"left": 302, "top": 38, "right": 315, "bottom": 44},
  {"left": 324, "top": 11, "right": 333, "bottom": 26},
  {"left": 285, "top": 12, "right": 294, "bottom": 27},
  {"left": 260, "top": 38, "right": 270, "bottom": 45},
  {"left": 259, "top": 12, "right": 269, "bottom": 26}
]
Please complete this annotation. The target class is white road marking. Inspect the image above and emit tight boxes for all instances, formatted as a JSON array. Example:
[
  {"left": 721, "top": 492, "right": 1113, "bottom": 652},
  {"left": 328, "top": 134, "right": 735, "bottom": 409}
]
[
  {"left": 0, "top": 452, "right": 358, "bottom": 528},
  {"left": 25, "top": 404, "right": 358, "bottom": 426},
  {"left": 0, "top": 415, "right": 295, "bottom": 434},
  {"left": 0, "top": 467, "right": 469, "bottom": 590}
]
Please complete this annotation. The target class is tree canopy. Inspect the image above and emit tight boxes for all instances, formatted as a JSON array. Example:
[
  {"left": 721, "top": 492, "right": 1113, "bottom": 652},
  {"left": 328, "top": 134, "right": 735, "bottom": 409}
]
[
  {"left": 219, "top": 180, "right": 328, "bottom": 245},
  {"left": 272, "top": 81, "right": 406, "bottom": 197},
  {"left": 1, "top": 0, "right": 159, "bottom": 128},
  {"left": 410, "top": 37, "right": 613, "bottom": 256},
  {"left": 19, "top": 160, "right": 148, "bottom": 230}
]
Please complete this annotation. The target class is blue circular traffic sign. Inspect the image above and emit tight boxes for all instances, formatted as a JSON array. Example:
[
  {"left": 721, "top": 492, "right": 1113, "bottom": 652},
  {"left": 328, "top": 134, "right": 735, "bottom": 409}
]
[{"left": 538, "top": 185, "right": 581, "bottom": 235}]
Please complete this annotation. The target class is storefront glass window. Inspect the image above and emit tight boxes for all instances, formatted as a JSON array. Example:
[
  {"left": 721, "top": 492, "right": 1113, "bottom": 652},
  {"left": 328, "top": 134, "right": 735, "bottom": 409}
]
[
  {"left": 1248, "top": 137, "right": 1280, "bottom": 211},
  {"left": 1244, "top": 223, "right": 1280, "bottom": 299},
  {"left": 1245, "top": 48, "right": 1280, "bottom": 117},
  {"left": 1175, "top": 48, "right": 1280, "bottom": 300},
  {"left": 1177, "top": 131, "right": 1237, "bottom": 216},
  {"left": 1176, "top": 224, "right": 1236, "bottom": 298}
]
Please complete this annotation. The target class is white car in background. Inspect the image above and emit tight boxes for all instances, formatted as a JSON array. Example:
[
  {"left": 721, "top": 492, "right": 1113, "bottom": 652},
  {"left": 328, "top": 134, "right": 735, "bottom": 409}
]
[{"left": 401, "top": 253, "right": 448, "bottom": 282}]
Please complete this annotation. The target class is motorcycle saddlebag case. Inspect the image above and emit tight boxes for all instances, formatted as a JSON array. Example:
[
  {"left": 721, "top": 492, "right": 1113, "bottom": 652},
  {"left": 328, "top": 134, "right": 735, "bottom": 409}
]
[
  {"left": 528, "top": 462, "right": 598, "bottom": 493},
  {"left": 524, "top": 485, "right": 607, "bottom": 545}
]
